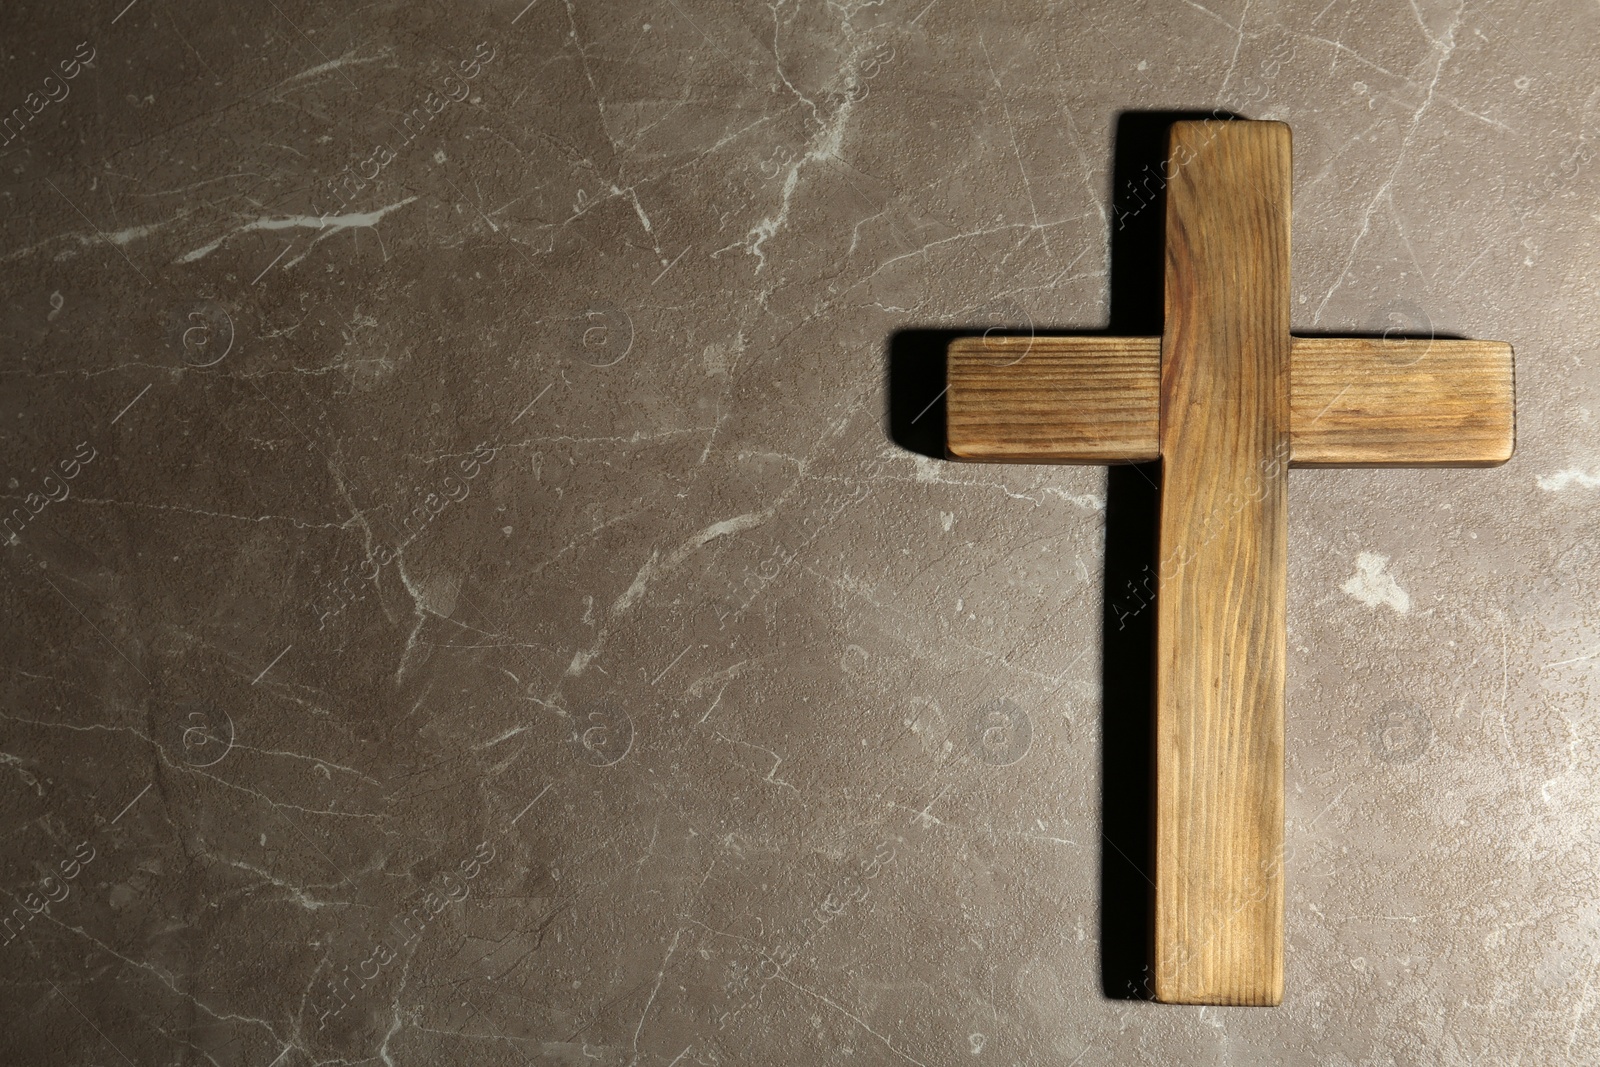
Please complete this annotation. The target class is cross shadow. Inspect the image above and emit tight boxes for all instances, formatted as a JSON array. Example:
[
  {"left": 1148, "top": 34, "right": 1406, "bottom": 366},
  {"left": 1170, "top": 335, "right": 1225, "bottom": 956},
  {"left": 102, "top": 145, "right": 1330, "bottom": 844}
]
[{"left": 885, "top": 109, "right": 1241, "bottom": 1000}]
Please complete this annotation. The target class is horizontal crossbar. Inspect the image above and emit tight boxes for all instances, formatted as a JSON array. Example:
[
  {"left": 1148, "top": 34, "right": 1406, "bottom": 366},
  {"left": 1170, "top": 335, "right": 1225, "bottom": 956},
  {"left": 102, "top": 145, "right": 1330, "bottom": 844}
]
[{"left": 946, "top": 335, "right": 1514, "bottom": 467}]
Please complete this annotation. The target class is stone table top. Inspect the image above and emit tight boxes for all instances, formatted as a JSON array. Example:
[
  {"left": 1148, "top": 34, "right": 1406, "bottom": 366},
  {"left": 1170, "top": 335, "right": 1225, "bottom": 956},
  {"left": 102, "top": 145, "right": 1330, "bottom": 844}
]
[{"left": 1, "top": 1, "right": 1596, "bottom": 1063}]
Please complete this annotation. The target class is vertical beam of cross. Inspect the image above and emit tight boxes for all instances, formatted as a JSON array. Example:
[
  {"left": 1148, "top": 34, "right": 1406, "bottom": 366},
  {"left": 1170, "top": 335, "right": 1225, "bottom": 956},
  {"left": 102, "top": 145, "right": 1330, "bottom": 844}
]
[{"left": 1155, "top": 120, "right": 1290, "bottom": 1005}]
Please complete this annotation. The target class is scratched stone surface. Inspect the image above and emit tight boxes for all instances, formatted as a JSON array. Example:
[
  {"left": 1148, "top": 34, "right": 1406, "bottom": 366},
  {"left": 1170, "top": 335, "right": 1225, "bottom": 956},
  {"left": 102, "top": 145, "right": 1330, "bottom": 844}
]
[{"left": 1, "top": 0, "right": 1597, "bottom": 1063}]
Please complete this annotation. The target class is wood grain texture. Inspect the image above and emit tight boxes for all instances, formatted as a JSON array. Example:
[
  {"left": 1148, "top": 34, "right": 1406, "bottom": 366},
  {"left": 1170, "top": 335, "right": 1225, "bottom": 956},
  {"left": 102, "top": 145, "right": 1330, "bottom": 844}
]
[
  {"left": 1154, "top": 120, "right": 1290, "bottom": 1006},
  {"left": 945, "top": 336, "right": 1514, "bottom": 467},
  {"left": 945, "top": 336, "right": 1160, "bottom": 462},
  {"left": 1288, "top": 337, "right": 1515, "bottom": 466}
]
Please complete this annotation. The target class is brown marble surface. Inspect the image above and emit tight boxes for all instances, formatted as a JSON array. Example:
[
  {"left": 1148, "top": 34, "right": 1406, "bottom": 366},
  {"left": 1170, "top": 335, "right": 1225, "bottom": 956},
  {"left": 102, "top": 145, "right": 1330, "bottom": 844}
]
[{"left": 2, "top": 1, "right": 1597, "bottom": 1063}]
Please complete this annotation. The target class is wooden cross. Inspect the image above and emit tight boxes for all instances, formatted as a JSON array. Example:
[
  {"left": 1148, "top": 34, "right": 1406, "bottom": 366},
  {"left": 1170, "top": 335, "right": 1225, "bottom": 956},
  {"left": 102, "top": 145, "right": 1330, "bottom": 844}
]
[{"left": 946, "top": 120, "right": 1514, "bottom": 1005}]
